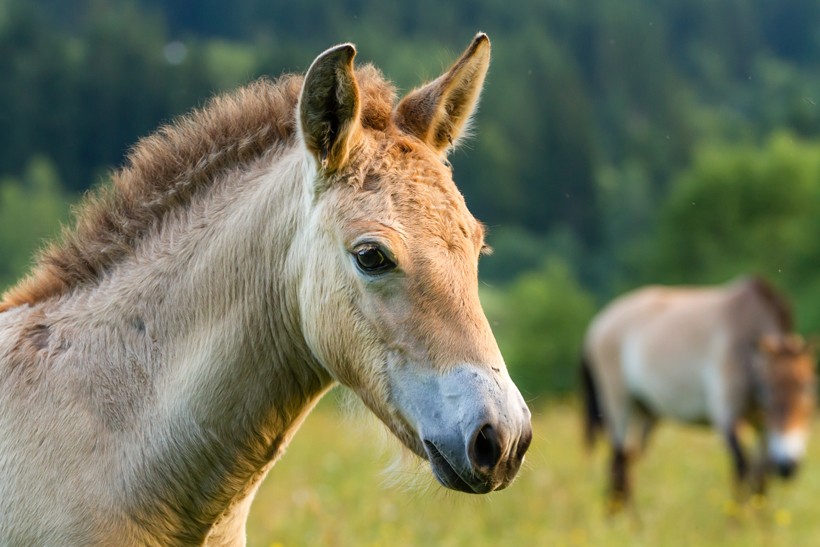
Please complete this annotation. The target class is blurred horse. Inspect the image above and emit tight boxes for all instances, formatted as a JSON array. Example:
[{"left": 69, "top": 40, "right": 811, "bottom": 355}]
[
  {"left": 582, "top": 277, "right": 815, "bottom": 508},
  {"left": 0, "top": 34, "right": 531, "bottom": 545}
]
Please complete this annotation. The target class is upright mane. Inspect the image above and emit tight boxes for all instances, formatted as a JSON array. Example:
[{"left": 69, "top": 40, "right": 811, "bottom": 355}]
[
  {"left": 0, "top": 66, "right": 395, "bottom": 312},
  {"left": 747, "top": 275, "right": 794, "bottom": 332}
]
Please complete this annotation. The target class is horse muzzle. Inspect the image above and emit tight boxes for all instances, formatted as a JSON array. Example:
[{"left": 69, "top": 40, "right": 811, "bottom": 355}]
[
  {"left": 768, "top": 429, "right": 808, "bottom": 480},
  {"left": 390, "top": 361, "right": 533, "bottom": 494},
  {"left": 774, "top": 458, "right": 799, "bottom": 479},
  {"left": 423, "top": 419, "right": 532, "bottom": 493}
]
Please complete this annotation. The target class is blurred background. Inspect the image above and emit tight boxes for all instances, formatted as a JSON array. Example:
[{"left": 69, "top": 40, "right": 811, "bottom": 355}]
[{"left": 2, "top": 1, "right": 819, "bottom": 544}]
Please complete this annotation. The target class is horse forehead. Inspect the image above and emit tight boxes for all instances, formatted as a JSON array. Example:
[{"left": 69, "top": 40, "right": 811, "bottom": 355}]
[
  {"left": 792, "top": 355, "right": 817, "bottom": 381},
  {"left": 392, "top": 182, "right": 479, "bottom": 252},
  {"left": 771, "top": 354, "right": 815, "bottom": 383},
  {"left": 373, "top": 144, "right": 453, "bottom": 195},
  {"left": 353, "top": 149, "right": 480, "bottom": 243}
]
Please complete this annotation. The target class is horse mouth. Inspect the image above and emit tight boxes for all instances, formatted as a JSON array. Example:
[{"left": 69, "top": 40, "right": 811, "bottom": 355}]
[{"left": 423, "top": 440, "right": 493, "bottom": 494}]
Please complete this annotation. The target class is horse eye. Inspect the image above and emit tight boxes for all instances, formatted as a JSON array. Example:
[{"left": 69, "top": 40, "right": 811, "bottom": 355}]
[{"left": 354, "top": 247, "right": 395, "bottom": 274}]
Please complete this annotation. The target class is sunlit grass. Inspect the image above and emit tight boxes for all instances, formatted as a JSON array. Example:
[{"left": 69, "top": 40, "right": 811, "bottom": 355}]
[{"left": 247, "top": 395, "right": 820, "bottom": 546}]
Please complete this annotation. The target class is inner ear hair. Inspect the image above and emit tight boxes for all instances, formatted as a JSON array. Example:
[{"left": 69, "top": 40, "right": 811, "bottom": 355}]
[
  {"left": 394, "top": 33, "right": 491, "bottom": 155},
  {"left": 299, "top": 43, "right": 362, "bottom": 172}
]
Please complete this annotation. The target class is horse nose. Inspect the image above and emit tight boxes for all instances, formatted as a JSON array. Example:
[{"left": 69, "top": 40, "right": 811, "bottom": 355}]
[
  {"left": 468, "top": 421, "right": 533, "bottom": 479},
  {"left": 776, "top": 459, "right": 798, "bottom": 479},
  {"left": 517, "top": 422, "right": 533, "bottom": 461},
  {"left": 469, "top": 424, "right": 502, "bottom": 472}
]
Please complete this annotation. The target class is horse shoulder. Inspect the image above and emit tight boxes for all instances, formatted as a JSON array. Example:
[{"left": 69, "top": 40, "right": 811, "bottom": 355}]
[{"left": 585, "top": 286, "right": 667, "bottom": 367}]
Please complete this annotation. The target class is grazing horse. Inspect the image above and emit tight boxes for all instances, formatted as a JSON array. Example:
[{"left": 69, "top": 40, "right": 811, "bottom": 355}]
[
  {"left": 582, "top": 277, "right": 815, "bottom": 507},
  {"left": 0, "top": 34, "right": 532, "bottom": 545}
]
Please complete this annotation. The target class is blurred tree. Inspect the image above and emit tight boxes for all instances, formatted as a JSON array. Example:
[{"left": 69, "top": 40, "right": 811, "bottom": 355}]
[
  {"left": 3, "top": 0, "right": 820, "bottom": 394},
  {"left": 482, "top": 259, "right": 595, "bottom": 397},
  {"left": 0, "top": 1, "right": 249, "bottom": 193},
  {"left": 650, "top": 132, "right": 820, "bottom": 331},
  {"left": 4, "top": 0, "right": 820, "bottom": 269},
  {"left": 0, "top": 156, "right": 70, "bottom": 292}
]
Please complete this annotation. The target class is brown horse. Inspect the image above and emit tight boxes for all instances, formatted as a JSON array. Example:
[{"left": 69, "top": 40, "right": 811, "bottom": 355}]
[
  {"left": 582, "top": 277, "right": 815, "bottom": 507},
  {"left": 0, "top": 34, "right": 532, "bottom": 545}
]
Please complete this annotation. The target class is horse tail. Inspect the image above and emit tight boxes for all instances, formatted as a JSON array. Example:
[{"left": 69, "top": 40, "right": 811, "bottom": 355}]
[{"left": 580, "top": 353, "right": 603, "bottom": 450}]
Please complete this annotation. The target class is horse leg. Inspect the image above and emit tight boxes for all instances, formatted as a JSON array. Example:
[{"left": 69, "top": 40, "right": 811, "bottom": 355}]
[
  {"left": 750, "top": 461, "right": 767, "bottom": 496},
  {"left": 725, "top": 427, "right": 749, "bottom": 500},
  {"left": 594, "top": 358, "right": 633, "bottom": 514},
  {"left": 608, "top": 444, "right": 631, "bottom": 514},
  {"left": 749, "top": 431, "right": 768, "bottom": 497},
  {"left": 633, "top": 399, "right": 657, "bottom": 456}
]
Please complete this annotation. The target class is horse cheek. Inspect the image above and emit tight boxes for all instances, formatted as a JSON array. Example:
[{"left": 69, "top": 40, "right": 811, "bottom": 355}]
[{"left": 297, "top": 257, "right": 363, "bottom": 388}]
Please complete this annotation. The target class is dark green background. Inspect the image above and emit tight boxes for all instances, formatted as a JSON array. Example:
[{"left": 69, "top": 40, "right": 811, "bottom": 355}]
[{"left": 2, "top": 0, "right": 818, "bottom": 398}]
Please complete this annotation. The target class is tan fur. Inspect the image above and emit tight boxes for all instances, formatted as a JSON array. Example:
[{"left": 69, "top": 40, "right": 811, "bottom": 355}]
[
  {"left": 0, "top": 66, "right": 394, "bottom": 313},
  {"left": 759, "top": 334, "right": 816, "bottom": 432},
  {"left": 394, "top": 33, "right": 490, "bottom": 154},
  {"left": 583, "top": 277, "right": 816, "bottom": 505},
  {"left": 0, "top": 35, "right": 531, "bottom": 545}
]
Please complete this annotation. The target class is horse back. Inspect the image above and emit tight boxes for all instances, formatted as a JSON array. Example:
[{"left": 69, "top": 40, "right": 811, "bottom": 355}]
[{"left": 584, "top": 282, "right": 771, "bottom": 424}]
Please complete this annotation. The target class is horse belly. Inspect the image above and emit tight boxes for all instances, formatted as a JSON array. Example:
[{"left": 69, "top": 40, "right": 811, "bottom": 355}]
[{"left": 622, "top": 337, "right": 711, "bottom": 423}]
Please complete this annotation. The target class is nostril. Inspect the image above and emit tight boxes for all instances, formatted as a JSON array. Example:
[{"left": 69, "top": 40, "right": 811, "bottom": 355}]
[
  {"left": 517, "top": 426, "right": 533, "bottom": 461},
  {"left": 470, "top": 424, "right": 502, "bottom": 472},
  {"left": 777, "top": 459, "right": 798, "bottom": 479}
]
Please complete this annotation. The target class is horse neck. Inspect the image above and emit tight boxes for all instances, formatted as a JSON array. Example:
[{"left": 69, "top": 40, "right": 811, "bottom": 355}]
[
  {"left": 147, "top": 149, "right": 329, "bottom": 421},
  {"left": 725, "top": 284, "right": 784, "bottom": 415},
  {"left": 69, "top": 147, "right": 332, "bottom": 540},
  {"left": 729, "top": 279, "right": 787, "bottom": 338}
]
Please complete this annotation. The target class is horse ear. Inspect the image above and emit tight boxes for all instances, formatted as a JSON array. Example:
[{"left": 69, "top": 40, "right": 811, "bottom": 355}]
[
  {"left": 784, "top": 334, "right": 805, "bottom": 353},
  {"left": 394, "top": 33, "right": 490, "bottom": 156},
  {"left": 758, "top": 333, "right": 811, "bottom": 357},
  {"left": 759, "top": 333, "right": 782, "bottom": 356},
  {"left": 299, "top": 43, "right": 361, "bottom": 172}
]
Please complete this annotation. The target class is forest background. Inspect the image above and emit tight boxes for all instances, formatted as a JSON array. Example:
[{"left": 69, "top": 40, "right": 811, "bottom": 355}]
[{"left": 2, "top": 0, "right": 819, "bottom": 399}]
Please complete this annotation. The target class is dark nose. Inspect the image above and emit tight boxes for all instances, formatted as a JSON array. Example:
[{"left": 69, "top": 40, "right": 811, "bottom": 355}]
[
  {"left": 468, "top": 421, "right": 532, "bottom": 478},
  {"left": 776, "top": 459, "right": 798, "bottom": 479},
  {"left": 469, "top": 424, "right": 502, "bottom": 472}
]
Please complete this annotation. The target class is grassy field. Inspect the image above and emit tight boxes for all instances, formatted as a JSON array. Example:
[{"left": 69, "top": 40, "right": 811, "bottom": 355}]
[{"left": 247, "top": 394, "right": 820, "bottom": 546}]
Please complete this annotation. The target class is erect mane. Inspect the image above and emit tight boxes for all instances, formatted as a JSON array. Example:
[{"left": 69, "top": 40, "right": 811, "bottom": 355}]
[
  {"left": 747, "top": 275, "right": 794, "bottom": 332},
  {"left": 0, "top": 65, "right": 395, "bottom": 312}
]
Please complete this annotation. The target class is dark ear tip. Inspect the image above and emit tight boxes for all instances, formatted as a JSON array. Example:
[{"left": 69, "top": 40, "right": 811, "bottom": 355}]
[
  {"left": 324, "top": 43, "right": 357, "bottom": 63},
  {"left": 472, "top": 32, "right": 490, "bottom": 49},
  {"left": 461, "top": 33, "right": 490, "bottom": 62},
  {"left": 305, "top": 43, "right": 358, "bottom": 80}
]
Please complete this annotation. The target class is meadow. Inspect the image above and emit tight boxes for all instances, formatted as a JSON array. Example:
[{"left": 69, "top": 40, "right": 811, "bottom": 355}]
[{"left": 247, "top": 395, "right": 820, "bottom": 546}]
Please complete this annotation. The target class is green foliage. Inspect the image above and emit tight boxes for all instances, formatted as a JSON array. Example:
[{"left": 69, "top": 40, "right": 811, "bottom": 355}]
[
  {"left": 0, "top": 2, "right": 263, "bottom": 193},
  {"left": 482, "top": 259, "right": 595, "bottom": 398},
  {"left": 201, "top": 41, "right": 259, "bottom": 90},
  {"left": 6, "top": 0, "right": 820, "bottom": 243},
  {"left": 650, "top": 133, "right": 820, "bottom": 332},
  {"left": 480, "top": 225, "right": 585, "bottom": 285},
  {"left": 3, "top": 0, "right": 820, "bottom": 395},
  {"left": 0, "top": 156, "right": 70, "bottom": 292}
]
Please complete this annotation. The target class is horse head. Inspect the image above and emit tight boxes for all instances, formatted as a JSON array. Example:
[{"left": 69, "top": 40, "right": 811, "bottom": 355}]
[
  {"left": 292, "top": 34, "right": 532, "bottom": 493},
  {"left": 758, "top": 333, "right": 816, "bottom": 479}
]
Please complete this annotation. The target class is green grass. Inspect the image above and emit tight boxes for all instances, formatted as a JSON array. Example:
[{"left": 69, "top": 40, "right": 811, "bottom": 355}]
[{"left": 247, "top": 395, "right": 820, "bottom": 546}]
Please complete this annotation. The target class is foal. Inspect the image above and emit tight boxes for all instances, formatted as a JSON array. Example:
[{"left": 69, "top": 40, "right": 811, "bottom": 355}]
[{"left": 0, "top": 34, "right": 531, "bottom": 545}]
